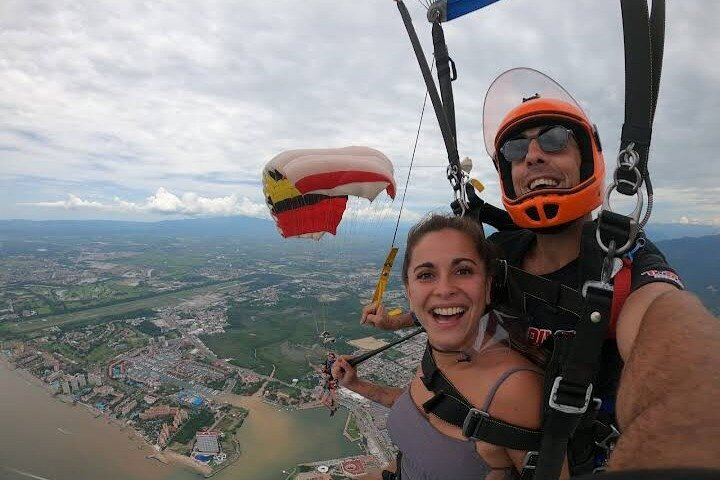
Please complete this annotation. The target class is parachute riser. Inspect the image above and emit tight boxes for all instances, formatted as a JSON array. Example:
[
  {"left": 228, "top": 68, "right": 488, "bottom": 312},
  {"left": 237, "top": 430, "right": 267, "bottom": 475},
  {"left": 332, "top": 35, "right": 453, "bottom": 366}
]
[
  {"left": 596, "top": 0, "right": 664, "bottom": 265},
  {"left": 394, "top": 1, "right": 467, "bottom": 209},
  {"left": 535, "top": 3, "right": 666, "bottom": 479}
]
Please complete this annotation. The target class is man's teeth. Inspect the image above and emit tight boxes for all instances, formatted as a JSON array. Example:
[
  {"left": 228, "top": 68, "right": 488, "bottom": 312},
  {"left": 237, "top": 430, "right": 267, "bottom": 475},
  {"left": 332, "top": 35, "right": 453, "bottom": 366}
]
[
  {"left": 529, "top": 178, "right": 559, "bottom": 190},
  {"left": 432, "top": 307, "right": 465, "bottom": 316}
]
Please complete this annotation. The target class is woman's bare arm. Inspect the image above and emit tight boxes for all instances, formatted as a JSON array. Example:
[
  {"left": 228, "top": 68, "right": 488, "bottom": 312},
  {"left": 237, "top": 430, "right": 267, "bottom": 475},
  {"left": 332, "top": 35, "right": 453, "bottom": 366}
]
[{"left": 332, "top": 356, "right": 403, "bottom": 408}]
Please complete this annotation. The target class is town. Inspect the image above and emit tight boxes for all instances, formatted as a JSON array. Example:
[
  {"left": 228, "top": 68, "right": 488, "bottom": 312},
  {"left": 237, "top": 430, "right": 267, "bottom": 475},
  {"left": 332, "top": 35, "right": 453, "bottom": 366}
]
[{"left": 0, "top": 231, "right": 419, "bottom": 479}]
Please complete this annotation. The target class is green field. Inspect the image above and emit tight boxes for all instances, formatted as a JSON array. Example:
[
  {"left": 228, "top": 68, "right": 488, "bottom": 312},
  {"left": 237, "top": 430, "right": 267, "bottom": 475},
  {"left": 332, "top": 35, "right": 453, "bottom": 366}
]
[
  {"left": 0, "top": 278, "right": 250, "bottom": 337},
  {"left": 200, "top": 285, "right": 401, "bottom": 382}
]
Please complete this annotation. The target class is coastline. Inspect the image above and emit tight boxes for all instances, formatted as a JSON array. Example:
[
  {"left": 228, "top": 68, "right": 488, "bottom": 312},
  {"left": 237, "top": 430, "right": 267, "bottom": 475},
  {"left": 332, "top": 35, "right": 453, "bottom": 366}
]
[
  {"left": 160, "top": 450, "right": 212, "bottom": 476},
  {"left": 0, "top": 353, "right": 204, "bottom": 477}
]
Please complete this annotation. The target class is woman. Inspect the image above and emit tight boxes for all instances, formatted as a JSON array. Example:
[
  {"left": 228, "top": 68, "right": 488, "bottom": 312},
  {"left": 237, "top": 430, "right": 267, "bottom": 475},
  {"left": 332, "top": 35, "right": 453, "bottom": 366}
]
[{"left": 333, "top": 214, "right": 556, "bottom": 479}]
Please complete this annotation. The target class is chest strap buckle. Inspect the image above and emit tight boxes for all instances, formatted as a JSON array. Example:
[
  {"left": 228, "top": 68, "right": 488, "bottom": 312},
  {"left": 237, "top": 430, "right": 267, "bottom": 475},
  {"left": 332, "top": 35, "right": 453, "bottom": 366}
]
[
  {"left": 461, "top": 408, "right": 489, "bottom": 439},
  {"left": 549, "top": 376, "right": 593, "bottom": 415}
]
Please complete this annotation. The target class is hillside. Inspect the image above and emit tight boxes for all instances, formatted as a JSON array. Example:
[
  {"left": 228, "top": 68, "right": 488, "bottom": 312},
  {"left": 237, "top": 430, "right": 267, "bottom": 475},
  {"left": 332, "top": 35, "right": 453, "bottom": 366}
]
[{"left": 656, "top": 234, "right": 720, "bottom": 314}]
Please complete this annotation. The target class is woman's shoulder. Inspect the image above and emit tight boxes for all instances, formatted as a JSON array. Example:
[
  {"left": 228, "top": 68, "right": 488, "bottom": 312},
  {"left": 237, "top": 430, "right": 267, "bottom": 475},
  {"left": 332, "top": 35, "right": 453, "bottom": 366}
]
[{"left": 463, "top": 347, "right": 544, "bottom": 429}]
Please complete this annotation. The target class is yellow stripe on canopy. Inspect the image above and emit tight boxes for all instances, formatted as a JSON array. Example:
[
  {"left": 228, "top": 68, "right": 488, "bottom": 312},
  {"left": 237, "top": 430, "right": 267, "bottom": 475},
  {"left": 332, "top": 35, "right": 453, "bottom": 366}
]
[{"left": 263, "top": 171, "right": 302, "bottom": 205}]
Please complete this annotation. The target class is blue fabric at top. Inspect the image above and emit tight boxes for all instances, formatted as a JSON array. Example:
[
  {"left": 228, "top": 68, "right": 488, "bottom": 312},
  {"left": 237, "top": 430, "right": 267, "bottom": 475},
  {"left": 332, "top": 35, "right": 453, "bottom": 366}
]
[{"left": 444, "top": 0, "right": 503, "bottom": 21}]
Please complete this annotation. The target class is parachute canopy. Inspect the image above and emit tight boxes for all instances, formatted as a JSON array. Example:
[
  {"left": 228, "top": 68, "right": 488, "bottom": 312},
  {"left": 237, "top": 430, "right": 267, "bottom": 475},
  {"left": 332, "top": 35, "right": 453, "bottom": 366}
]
[
  {"left": 427, "top": 0, "right": 503, "bottom": 22},
  {"left": 263, "top": 146, "right": 396, "bottom": 239}
]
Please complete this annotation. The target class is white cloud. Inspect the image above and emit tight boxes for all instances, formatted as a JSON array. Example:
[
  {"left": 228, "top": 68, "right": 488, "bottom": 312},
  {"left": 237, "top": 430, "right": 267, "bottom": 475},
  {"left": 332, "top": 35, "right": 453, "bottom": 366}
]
[
  {"left": 22, "top": 188, "right": 269, "bottom": 218},
  {"left": 1, "top": 0, "right": 718, "bottom": 224}
]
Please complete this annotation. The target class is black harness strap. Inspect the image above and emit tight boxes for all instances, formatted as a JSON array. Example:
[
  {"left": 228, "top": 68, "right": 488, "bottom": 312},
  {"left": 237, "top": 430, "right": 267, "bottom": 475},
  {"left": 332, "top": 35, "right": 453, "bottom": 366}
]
[
  {"left": 431, "top": 20, "right": 457, "bottom": 144},
  {"left": 420, "top": 344, "right": 543, "bottom": 452},
  {"left": 532, "top": 227, "right": 615, "bottom": 480},
  {"left": 492, "top": 260, "right": 587, "bottom": 319},
  {"left": 453, "top": 181, "right": 519, "bottom": 231},
  {"left": 489, "top": 223, "right": 619, "bottom": 478}
]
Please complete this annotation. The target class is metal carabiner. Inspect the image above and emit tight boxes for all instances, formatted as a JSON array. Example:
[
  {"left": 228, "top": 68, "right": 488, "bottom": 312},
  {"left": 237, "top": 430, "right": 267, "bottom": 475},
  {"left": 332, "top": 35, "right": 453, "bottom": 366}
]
[
  {"left": 447, "top": 164, "right": 469, "bottom": 215},
  {"left": 617, "top": 142, "right": 640, "bottom": 169},
  {"left": 597, "top": 181, "right": 644, "bottom": 255}
]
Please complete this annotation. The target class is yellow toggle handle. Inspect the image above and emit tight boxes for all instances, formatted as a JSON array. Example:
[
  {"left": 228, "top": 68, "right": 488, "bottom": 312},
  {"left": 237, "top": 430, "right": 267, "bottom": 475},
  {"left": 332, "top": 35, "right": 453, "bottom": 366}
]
[
  {"left": 469, "top": 178, "right": 485, "bottom": 194},
  {"left": 372, "top": 247, "right": 399, "bottom": 305}
]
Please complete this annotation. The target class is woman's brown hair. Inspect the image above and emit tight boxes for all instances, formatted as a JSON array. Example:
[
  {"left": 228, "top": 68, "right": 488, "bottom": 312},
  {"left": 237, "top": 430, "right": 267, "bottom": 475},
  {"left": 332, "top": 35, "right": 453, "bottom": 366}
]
[{"left": 401, "top": 214, "right": 495, "bottom": 286}]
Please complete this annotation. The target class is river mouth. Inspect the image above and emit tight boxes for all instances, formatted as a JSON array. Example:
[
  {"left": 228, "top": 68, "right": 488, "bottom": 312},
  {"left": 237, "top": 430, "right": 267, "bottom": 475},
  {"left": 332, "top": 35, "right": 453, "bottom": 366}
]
[{"left": 215, "top": 394, "right": 363, "bottom": 480}]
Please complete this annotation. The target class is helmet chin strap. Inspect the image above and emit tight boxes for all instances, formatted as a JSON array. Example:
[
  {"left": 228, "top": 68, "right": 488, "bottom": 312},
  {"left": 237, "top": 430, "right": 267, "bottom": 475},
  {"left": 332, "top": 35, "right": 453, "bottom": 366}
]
[{"left": 530, "top": 214, "right": 589, "bottom": 234}]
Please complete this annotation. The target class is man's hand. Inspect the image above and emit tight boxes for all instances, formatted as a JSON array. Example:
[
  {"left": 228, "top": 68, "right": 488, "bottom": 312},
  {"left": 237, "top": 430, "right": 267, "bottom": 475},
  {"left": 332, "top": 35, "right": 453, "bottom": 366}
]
[{"left": 361, "top": 302, "right": 414, "bottom": 330}]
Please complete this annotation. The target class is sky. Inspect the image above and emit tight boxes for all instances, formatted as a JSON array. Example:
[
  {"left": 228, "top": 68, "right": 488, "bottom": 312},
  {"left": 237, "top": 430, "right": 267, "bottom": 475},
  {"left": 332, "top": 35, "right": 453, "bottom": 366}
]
[{"left": 1, "top": 0, "right": 719, "bottom": 225}]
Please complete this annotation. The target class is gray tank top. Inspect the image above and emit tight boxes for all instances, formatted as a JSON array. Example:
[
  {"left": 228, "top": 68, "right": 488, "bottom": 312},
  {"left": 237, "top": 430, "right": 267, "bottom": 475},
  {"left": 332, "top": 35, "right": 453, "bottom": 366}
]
[{"left": 386, "top": 367, "right": 540, "bottom": 480}]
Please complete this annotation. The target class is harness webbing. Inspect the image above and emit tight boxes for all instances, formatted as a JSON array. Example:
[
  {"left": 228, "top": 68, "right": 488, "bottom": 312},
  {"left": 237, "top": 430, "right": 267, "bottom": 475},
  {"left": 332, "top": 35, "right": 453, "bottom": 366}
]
[
  {"left": 489, "top": 223, "right": 628, "bottom": 478},
  {"left": 419, "top": 344, "right": 543, "bottom": 452}
]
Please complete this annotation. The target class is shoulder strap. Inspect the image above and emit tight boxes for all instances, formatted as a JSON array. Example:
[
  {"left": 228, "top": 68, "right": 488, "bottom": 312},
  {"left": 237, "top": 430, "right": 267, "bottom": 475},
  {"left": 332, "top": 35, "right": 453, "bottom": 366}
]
[
  {"left": 420, "top": 343, "right": 542, "bottom": 452},
  {"left": 481, "top": 366, "right": 543, "bottom": 412},
  {"left": 489, "top": 229, "right": 535, "bottom": 267},
  {"left": 609, "top": 257, "right": 633, "bottom": 337}
]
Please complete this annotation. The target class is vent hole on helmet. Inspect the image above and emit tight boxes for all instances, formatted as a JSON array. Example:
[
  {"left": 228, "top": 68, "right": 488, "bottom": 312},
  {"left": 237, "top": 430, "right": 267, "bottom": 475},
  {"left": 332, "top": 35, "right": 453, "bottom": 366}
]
[
  {"left": 525, "top": 207, "right": 540, "bottom": 222},
  {"left": 543, "top": 204, "right": 559, "bottom": 219}
]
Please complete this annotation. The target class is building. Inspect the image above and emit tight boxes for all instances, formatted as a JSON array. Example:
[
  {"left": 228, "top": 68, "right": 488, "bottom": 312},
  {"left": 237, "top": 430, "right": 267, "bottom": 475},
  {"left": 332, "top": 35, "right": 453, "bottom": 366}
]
[
  {"left": 69, "top": 375, "right": 80, "bottom": 392},
  {"left": 195, "top": 431, "right": 220, "bottom": 454},
  {"left": 158, "top": 423, "right": 177, "bottom": 448},
  {"left": 108, "top": 360, "right": 127, "bottom": 379},
  {"left": 88, "top": 371, "right": 103, "bottom": 386},
  {"left": 121, "top": 399, "right": 137, "bottom": 416}
]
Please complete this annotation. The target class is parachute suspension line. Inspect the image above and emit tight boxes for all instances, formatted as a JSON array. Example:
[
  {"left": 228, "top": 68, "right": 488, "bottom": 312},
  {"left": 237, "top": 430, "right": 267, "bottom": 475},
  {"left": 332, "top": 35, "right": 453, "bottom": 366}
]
[
  {"left": 372, "top": 64, "right": 432, "bottom": 308},
  {"left": 391, "top": 65, "right": 432, "bottom": 248}
]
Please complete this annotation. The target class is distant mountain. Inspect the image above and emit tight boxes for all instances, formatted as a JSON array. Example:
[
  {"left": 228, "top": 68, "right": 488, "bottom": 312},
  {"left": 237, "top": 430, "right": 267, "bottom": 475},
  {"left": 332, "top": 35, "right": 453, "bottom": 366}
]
[
  {"left": 0, "top": 216, "right": 401, "bottom": 248},
  {"left": 0, "top": 216, "right": 278, "bottom": 238},
  {"left": 656, "top": 234, "right": 720, "bottom": 314},
  {"left": 2, "top": 216, "right": 717, "bottom": 242},
  {"left": 644, "top": 223, "right": 720, "bottom": 242}
]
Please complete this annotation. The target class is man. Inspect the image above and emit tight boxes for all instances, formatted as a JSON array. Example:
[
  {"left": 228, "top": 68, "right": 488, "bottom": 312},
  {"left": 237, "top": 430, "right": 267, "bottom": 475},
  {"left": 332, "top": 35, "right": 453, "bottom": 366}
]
[{"left": 359, "top": 70, "right": 714, "bottom": 473}]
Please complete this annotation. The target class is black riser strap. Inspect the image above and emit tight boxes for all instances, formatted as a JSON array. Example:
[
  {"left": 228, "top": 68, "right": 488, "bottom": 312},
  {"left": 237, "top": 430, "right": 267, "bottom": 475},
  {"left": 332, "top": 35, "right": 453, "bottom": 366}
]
[
  {"left": 395, "top": 1, "right": 459, "bottom": 166},
  {"left": 432, "top": 21, "right": 457, "bottom": 142}
]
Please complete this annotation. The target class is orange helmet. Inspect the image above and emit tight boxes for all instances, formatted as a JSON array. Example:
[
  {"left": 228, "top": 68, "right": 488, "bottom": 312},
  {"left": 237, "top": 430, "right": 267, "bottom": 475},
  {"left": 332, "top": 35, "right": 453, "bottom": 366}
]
[{"left": 483, "top": 68, "right": 605, "bottom": 229}]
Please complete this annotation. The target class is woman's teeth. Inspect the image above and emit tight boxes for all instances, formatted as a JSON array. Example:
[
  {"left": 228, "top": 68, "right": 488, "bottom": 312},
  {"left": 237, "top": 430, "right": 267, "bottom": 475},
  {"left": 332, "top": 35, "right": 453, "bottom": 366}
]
[{"left": 432, "top": 306, "right": 466, "bottom": 321}]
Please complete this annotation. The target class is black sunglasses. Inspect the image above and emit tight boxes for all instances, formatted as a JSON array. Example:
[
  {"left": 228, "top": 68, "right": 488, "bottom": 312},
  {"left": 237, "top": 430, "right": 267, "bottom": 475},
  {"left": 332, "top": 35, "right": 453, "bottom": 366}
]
[{"left": 499, "top": 125, "right": 574, "bottom": 163}]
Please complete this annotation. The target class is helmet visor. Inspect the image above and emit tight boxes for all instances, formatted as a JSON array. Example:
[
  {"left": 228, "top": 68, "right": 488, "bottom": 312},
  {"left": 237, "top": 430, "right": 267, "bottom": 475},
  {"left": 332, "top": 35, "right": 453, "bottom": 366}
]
[{"left": 483, "top": 68, "right": 587, "bottom": 159}]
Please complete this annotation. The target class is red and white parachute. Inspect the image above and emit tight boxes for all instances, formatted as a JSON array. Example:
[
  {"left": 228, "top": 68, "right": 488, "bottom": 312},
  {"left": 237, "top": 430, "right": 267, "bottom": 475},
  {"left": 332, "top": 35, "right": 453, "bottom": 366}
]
[{"left": 262, "top": 146, "right": 396, "bottom": 239}]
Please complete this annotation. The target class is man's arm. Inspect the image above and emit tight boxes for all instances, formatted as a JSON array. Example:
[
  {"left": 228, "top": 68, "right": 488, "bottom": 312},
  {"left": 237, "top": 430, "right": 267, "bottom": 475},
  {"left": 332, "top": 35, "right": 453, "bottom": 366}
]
[
  {"left": 615, "top": 282, "right": 678, "bottom": 360},
  {"left": 610, "top": 290, "right": 720, "bottom": 470}
]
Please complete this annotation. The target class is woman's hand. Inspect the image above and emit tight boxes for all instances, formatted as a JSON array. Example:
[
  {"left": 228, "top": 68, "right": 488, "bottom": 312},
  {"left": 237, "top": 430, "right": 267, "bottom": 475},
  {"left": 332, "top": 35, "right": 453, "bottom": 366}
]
[{"left": 332, "top": 356, "right": 359, "bottom": 388}]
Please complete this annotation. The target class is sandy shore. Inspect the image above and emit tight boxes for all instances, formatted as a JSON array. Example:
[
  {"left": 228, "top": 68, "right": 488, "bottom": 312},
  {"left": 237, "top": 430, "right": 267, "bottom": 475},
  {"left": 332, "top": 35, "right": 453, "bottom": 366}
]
[{"left": 161, "top": 450, "right": 212, "bottom": 476}]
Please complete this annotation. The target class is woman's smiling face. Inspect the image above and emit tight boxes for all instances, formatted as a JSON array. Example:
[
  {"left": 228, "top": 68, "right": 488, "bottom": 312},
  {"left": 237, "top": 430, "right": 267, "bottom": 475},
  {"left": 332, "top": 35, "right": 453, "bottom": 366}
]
[{"left": 405, "top": 228, "right": 491, "bottom": 352}]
